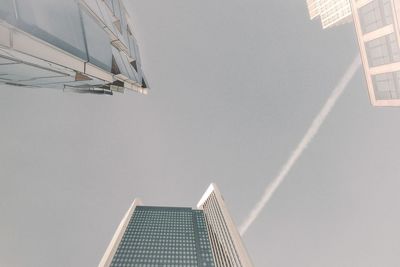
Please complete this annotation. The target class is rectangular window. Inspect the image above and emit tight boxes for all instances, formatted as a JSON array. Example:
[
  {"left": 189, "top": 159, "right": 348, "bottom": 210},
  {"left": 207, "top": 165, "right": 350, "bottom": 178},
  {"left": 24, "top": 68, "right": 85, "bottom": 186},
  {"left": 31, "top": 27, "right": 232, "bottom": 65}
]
[
  {"left": 358, "top": 0, "right": 393, "bottom": 34},
  {"left": 80, "top": 8, "right": 112, "bottom": 71},
  {"left": 15, "top": 0, "right": 88, "bottom": 60},
  {"left": 372, "top": 71, "right": 400, "bottom": 100},
  {"left": 365, "top": 33, "right": 400, "bottom": 67}
]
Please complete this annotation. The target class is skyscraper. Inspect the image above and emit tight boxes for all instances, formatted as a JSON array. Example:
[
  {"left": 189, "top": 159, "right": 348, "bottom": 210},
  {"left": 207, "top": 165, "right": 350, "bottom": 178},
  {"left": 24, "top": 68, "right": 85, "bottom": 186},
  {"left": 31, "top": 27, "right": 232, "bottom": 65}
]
[
  {"left": 350, "top": 0, "right": 400, "bottom": 106},
  {"left": 307, "top": 0, "right": 400, "bottom": 106},
  {"left": 0, "top": 0, "right": 148, "bottom": 95},
  {"left": 307, "top": 0, "right": 353, "bottom": 29},
  {"left": 197, "top": 184, "right": 254, "bottom": 267},
  {"left": 99, "top": 184, "right": 254, "bottom": 267}
]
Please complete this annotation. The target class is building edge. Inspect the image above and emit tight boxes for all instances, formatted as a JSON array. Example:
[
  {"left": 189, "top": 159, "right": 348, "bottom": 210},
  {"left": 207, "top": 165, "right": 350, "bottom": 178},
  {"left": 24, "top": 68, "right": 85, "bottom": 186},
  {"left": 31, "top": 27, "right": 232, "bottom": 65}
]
[
  {"left": 197, "top": 183, "right": 254, "bottom": 267},
  {"left": 98, "top": 198, "right": 142, "bottom": 267}
]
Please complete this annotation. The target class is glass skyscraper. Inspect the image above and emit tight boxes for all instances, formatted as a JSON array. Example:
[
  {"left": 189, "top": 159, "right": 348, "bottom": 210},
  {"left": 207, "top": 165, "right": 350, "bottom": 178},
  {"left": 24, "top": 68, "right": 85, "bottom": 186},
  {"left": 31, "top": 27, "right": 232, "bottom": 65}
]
[
  {"left": 110, "top": 207, "right": 214, "bottom": 267},
  {"left": 0, "top": 0, "right": 148, "bottom": 95},
  {"left": 99, "top": 184, "right": 254, "bottom": 267}
]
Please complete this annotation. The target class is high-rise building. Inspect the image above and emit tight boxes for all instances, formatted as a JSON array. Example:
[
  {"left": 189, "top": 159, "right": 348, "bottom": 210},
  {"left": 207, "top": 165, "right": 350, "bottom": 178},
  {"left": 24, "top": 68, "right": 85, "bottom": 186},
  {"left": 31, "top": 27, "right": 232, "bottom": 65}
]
[
  {"left": 0, "top": 0, "right": 148, "bottom": 95},
  {"left": 197, "top": 184, "right": 254, "bottom": 267},
  {"left": 307, "top": 0, "right": 353, "bottom": 29},
  {"left": 350, "top": 0, "right": 400, "bottom": 106},
  {"left": 307, "top": 0, "right": 400, "bottom": 106},
  {"left": 307, "top": 0, "right": 322, "bottom": 20},
  {"left": 99, "top": 184, "right": 254, "bottom": 267}
]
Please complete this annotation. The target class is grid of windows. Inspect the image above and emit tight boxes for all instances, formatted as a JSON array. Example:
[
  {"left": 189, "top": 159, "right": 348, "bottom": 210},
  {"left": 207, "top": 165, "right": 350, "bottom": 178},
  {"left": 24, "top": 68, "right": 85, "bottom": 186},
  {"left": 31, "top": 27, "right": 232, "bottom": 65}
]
[
  {"left": 307, "top": 0, "right": 352, "bottom": 29},
  {"left": 307, "top": 0, "right": 321, "bottom": 19},
  {"left": 365, "top": 33, "right": 400, "bottom": 67},
  {"left": 358, "top": 0, "right": 393, "bottom": 34},
  {"left": 193, "top": 210, "right": 215, "bottom": 266},
  {"left": 319, "top": 0, "right": 352, "bottom": 28},
  {"left": 110, "top": 206, "right": 215, "bottom": 267},
  {"left": 372, "top": 71, "right": 400, "bottom": 100},
  {"left": 202, "top": 192, "right": 243, "bottom": 267}
]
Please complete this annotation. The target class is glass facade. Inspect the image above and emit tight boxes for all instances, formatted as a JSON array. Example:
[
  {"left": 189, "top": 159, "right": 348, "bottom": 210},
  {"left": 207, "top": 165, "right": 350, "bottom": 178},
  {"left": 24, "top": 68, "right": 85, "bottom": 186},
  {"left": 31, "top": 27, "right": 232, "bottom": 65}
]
[
  {"left": 372, "top": 71, "right": 400, "bottom": 100},
  {"left": 201, "top": 192, "right": 242, "bottom": 267},
  {"left": 15, "top": 0, "right": 88, "bottom": 60},
  {"left": 80, "top": 8, "right": 113, "bottom": 71},
  {"left": 197, "top": 184, "right": 254, "bottom": 267},
  {"left": 352, "top": 0, "right": 400, "bottom": 103},
  {"left": 358, "top": 0, "right": 393, "bottom": 34},
  {"left": 0, "top": 0, "right": 148, "bottom": 93},
  {"left": 365, "top": 33, "right": 400, "bottom": 67},
  {"left": 110, "top": 206, "right": 215, "bottom": 267}
]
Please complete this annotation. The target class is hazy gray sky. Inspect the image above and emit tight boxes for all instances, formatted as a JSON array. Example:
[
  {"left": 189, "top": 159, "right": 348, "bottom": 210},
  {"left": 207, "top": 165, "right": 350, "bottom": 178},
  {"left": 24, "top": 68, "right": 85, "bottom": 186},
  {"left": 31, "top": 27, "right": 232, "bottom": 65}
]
[{"left": 1, "top": 0, "right": 400, "bottom": 266}]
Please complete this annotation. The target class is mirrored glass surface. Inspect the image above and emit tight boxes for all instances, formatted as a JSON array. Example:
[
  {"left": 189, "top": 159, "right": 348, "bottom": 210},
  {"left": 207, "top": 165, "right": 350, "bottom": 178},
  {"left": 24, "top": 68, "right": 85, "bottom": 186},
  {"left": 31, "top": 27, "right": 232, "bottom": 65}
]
[
  {"left": 0, "top": 0, "right": 16, "bottom": 24},
  {"left": 81, "top": 9, "right": 112, "bottom": 71},
  {"left": 15, "top": 0, "right": 87, "bottom": 60},
  {"left": 372, "top": 71, "right": 400, "bottom": 100}
]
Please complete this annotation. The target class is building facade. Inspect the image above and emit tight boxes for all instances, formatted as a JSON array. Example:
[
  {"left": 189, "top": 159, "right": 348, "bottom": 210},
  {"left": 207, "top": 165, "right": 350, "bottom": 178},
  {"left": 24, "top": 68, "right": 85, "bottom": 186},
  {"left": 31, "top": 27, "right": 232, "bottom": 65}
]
[
  {"left": 307, "top": 0, "right": 400, "bottom": 106},
  {"left": 350, "top": 0, "right": 400, "bottom": 106},
  {"left": 0, "top": 0, "right": 148, "bottom": 95},
  {"left": 197, "top": 184, "right": 254, "bottom": 267},
  {"left": 99, "top": 184, "right": 253, "bottom": 267},
  {"left": 307, "top": 0, "right": 353, "bottom": 28}
]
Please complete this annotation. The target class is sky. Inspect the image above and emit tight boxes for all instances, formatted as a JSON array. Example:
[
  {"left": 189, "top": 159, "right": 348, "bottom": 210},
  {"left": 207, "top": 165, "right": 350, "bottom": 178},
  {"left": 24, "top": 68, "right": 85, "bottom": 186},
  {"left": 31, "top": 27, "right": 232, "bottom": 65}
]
[{"left": 1, "top": 0, "right": 400, "bottom": 266}]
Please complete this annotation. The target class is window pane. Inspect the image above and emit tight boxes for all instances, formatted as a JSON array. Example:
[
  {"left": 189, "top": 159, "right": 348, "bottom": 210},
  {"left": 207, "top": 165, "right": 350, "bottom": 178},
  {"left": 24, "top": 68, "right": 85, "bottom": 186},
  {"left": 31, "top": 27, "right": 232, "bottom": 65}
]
[
  {"left": 81, "top": 9, "right": 112, "bottom": 71},
  {"left": 358, "top": 0, "right": 393, "bottom": 34},
  {"left": 365, "top": 33, "right": 400, "bottom": 67},
  {"left": 15, "top": 0, "right": 87, "bottom": 60},
  {"left": 112, "top": 47, "right": 129, "bottom": 77},
  {"left": 0, "top": 0, "right": 16, "bottom": 24}
]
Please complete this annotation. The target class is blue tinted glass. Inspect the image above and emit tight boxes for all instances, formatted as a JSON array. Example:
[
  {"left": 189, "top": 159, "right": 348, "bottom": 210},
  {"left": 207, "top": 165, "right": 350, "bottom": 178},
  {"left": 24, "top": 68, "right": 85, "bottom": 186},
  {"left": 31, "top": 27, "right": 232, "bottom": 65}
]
[
  {"left": 81, "top": 9, "right": 112, "bottom": 71},
  {"left": 15, "top": 0, "right": 87, "bottom": 60},
  {"left": 110, "top": 206, "right": 215, "bottom": 267}
]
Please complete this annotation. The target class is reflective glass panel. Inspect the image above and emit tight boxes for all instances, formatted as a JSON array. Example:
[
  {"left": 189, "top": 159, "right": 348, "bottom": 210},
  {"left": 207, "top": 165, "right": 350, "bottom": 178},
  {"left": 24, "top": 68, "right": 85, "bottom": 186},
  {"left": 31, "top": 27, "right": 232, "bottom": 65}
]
[
  {"left": 81, "top": 9, "right": 112, "bottom": 71},
  {"left": 366, "top": 33, "right": 400, "bottom": 67},
  {"left": 359, "top": 0, "right": 393, "bottom": 34},
  {"left": 15, "top": 0, "right": 87, "bottom": 60},
  {"left": 0, "top": 0, "right": 16, "bottom": 24}
]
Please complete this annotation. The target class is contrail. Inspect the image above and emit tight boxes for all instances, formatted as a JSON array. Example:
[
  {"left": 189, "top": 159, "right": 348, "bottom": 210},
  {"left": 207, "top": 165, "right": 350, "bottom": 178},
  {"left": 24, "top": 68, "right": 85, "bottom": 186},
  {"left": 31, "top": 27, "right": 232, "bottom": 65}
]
[{"left": 239, "top": 55, "right": 361, "bottom": 236}]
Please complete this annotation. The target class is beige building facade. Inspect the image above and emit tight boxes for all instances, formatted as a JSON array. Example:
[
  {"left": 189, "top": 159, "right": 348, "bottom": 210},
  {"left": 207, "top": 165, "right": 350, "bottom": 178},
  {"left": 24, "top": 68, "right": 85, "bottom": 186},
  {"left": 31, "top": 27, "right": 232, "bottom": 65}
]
[
  {"left": 307, "top": 0, "right": 353, "bottom": 28},
  {"left": 197, "top": 183, "right": 254, "bottom": 267},
  {"left": 351, "top": 0, "right": 400, "bottom": 106}
]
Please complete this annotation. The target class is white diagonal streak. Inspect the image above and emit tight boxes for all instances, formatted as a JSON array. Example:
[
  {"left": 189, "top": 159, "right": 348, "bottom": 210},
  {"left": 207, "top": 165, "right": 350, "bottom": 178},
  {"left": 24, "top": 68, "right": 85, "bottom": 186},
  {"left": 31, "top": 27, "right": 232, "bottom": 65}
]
[{"left": 239, "top": 55, "right": 361, "bottom": 235}]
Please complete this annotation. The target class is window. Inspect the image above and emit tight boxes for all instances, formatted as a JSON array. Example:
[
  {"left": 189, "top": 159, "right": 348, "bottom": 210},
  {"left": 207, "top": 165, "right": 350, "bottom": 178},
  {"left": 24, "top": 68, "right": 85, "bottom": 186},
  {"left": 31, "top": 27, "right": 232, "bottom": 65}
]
[
  {"left": 80, "top": 8, "right": 112, "bottom": 71},
  {"left": 359, "top": 0, "right": 393, "bottom": 34},
  {"left": 372, "top": 71, "right": 400, "bottom": 100},
  {"left": 15, "top": 0, "right": 87, "bottom": 60},
  {"left": 365, "top": 33, "right": 400, "bottom": 67}
]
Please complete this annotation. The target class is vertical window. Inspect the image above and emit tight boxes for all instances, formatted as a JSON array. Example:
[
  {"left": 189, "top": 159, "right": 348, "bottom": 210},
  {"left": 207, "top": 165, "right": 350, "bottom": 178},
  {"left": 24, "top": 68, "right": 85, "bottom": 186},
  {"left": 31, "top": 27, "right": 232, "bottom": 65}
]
[
  {"left": 372, "top": 71, "right": 400, "bottom": 100},
  {"left": 80, "top": 8, "right": 112, "bottom": 71},
  {"left": 365, "top": 33, "right": 400, "bottom": 67},
  {"left": 15, "top": 0, "right": 87, "bottom": 60},
  {"left": 358, "top": 0, "right": 393, "bottom": 34}
]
